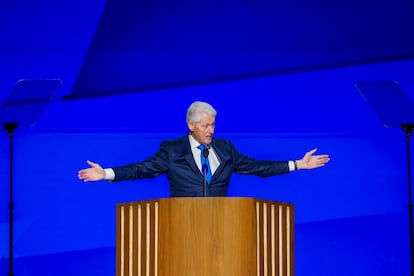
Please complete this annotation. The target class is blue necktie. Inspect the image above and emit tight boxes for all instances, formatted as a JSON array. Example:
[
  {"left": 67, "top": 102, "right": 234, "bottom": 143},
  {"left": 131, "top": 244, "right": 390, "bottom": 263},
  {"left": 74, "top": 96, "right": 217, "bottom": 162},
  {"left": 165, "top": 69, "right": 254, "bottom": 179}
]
[{"left": 197, "top": 145, "right": 212, "bottom": 184}]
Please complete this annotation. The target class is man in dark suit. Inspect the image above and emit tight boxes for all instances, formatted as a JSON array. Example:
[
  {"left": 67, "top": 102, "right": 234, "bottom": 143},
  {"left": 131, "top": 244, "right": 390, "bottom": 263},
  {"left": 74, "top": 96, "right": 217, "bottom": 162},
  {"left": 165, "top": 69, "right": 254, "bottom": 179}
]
[{"left": 78, "top": 101, "right": 330, "bottom": 197}]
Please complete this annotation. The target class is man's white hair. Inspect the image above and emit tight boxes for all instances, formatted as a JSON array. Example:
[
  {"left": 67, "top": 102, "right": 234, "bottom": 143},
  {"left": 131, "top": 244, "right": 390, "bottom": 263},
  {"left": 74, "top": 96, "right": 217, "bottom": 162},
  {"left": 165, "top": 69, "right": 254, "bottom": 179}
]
[{"left": 186, "top": 101, "right": 217, "bottom": 123}]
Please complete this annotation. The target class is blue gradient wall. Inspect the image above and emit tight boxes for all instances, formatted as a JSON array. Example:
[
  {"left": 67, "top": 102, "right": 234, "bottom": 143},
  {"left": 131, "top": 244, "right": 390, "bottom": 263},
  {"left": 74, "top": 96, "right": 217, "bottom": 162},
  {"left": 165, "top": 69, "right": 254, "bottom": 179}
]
[
  {"left": 1, "top": 0, "right": 414, "bottom": 274},
  {"left": 1, "top": 59, "right": 413, "bottom": 275}
]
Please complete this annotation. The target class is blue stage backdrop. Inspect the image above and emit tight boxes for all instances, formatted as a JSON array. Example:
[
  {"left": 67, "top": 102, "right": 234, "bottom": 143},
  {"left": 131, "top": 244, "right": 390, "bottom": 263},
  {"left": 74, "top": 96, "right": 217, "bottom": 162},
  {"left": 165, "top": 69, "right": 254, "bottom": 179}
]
[
  {"left": 0, "top": 0, "right": 414, "bottom": 275},
  {"left": 1, "top": 61, "right": 413, "bottom": 275}
]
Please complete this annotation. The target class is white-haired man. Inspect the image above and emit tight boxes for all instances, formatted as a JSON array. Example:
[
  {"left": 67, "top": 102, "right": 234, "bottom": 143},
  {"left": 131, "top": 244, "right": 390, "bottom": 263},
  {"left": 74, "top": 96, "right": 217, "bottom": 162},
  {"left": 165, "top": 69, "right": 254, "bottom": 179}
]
[{"left": 78, "top": 101, "right": 330, "bottom": 197}]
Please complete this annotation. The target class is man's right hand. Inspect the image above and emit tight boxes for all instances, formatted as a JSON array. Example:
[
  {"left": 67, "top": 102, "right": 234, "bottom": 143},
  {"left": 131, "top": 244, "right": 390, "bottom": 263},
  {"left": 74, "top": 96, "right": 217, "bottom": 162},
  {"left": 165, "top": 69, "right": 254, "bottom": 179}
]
[{"left": 78, "top": 160, "right": 106, "bottom": 182}]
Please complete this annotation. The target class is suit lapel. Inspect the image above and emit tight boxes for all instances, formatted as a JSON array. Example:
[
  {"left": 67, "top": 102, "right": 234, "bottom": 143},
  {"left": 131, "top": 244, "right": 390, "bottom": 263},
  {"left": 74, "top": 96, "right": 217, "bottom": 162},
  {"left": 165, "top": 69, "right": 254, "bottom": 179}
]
[
  {"left": 180, "top": 137, "right": 233, "bottom": 182},
  {"left": 210, "top": 139, "right": 231, "bottom": 179},
  {"left": 181, "top": 136, "right": 202, "bottom": 176}
]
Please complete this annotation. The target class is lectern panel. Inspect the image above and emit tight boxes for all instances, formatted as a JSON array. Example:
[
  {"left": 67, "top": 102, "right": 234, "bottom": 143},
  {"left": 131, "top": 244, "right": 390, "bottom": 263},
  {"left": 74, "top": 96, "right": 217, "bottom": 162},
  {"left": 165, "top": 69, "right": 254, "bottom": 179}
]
[
  {"left": 255, "top": 200, "right": 294, "bottom": 276},
  {"left": 117, "top": 200, "right": 159, "bottom": 276},
  {"left": 116, "top": 197, "right": 294, "bottom": 276}
]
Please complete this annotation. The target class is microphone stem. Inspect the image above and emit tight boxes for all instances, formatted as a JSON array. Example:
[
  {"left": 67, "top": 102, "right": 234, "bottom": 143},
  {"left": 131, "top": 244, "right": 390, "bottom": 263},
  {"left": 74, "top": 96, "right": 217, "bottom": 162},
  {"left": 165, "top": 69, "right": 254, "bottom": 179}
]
[{"left": 203, "top": 162, "right": 207, "bottom": 197}]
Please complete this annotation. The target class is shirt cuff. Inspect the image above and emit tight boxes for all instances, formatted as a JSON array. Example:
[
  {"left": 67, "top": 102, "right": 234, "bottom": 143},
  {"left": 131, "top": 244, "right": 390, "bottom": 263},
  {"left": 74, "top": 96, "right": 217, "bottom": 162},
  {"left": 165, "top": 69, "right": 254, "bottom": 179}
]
[
  {"left": 104, "top": 168, "right": 115, "bottom": 180},
  {"left": 288, "top": 161, "right": 296, "bottom": 171}
]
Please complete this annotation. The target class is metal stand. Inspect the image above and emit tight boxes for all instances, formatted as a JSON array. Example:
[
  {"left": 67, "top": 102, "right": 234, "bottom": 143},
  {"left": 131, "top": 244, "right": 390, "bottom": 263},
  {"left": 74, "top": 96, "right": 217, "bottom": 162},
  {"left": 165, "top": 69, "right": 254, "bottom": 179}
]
[
  {"left": 402, "top": 123, "right": 414, "bottom": 276},
  {"left": 355, "top": 80, "right": 414, "bottom": 275},
  {"left": 3, "top": 123, "right": 18, "bottom": 276},
  {"left": 0, "top": 78, "right": 62, "bottom": 276}
]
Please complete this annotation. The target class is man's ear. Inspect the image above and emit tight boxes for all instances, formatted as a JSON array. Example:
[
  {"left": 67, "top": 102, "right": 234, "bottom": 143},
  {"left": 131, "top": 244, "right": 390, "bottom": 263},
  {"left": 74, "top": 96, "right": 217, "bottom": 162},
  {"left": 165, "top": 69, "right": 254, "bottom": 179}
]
[{"left": 188, "top": 121, "right": 195, "bottom": 132}]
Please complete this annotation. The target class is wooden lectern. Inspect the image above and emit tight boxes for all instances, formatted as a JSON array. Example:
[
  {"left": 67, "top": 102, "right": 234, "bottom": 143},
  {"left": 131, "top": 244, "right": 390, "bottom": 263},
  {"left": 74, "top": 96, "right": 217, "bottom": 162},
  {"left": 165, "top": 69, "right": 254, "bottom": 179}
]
[{"left": 116, "top": 197, "right": 294, "bottom": 276}]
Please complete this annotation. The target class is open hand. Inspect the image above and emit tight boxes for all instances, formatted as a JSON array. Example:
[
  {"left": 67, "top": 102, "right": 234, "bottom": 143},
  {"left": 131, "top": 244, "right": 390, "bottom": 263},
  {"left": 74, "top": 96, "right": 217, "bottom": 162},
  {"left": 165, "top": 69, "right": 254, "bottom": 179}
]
[
  {"left": 295, "top": 148, "right": 330, "bottom": 170},
  {"left": 78, "top": 160, "right": 106, "bottom": 182}
]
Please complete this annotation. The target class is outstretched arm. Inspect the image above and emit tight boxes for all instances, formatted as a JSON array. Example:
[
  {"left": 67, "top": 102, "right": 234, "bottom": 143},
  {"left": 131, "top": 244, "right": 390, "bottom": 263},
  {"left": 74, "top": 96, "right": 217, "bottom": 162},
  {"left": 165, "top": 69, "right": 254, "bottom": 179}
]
[
  {"left": 78, "top": 160, "right": 106, "bottom": 182},
  {"left": 295, "top": 148, "right": 330, "bottom": 170}
]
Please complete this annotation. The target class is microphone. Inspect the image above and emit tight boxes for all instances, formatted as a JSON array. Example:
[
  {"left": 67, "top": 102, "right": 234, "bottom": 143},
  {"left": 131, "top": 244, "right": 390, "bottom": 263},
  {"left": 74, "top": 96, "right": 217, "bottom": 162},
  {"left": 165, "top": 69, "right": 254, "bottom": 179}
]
[
  {"left": 203, "top": 147, "right": 209, "bottom": 158},
  {"left": 202, "top": 145, "right": 210, "bottom": 197}
]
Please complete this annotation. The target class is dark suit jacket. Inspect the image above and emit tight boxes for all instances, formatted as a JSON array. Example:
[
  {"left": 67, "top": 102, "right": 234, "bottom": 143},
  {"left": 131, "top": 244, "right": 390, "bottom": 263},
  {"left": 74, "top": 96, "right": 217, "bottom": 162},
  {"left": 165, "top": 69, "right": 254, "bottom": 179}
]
[{"left": 112, "top": 135, "right": 290, "bottom": 197}]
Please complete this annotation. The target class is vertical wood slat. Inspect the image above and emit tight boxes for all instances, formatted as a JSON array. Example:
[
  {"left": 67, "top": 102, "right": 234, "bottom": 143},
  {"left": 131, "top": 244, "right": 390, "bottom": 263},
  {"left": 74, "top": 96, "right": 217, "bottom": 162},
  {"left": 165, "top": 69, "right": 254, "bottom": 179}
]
[
  {"left": 129, "top": 206, "right": 134, "bottom": 275},
  {"left": 137, "top": 204, "right": 142, "bottom": 276},
  {"left": 283, "top": 205, "right": 288, "bottom": 276},
  {"left": 275, "top": 204, "right": 281, "bottom": 276},
  {"left": 256, "top": 202, "right": 264, "bottom": 276},
  {"left": 154, "top": 202, "right": 159, "bottom": 276},
  {"left": 263, "top": 203, "right": 268, "bottom": 276},
  {"left": 116, "top": 206, "right": 124, "bottom": 276},
  {"left": 256, "top": 202, "right": 260, "bottom": 276},
  {"left": 287, "top": 205, "right": 294, "bottom": 276},
  {"left": 143, "top": 203, "right": 148, "bottom": 276},
  {"left": 265, "top": 203, "right": 272, "bottom": 276},
  {"left": 281, "top": 205, "right": 286, "bottom": 276},
  {"left": 271, "top": 204, "right": 276, "bottom": 276},
  {"left": 124, "top": 206, "right": 130, "bottom": 276},
  {"left": 145, "top": 203, "right": 150, "bottom": 276}
]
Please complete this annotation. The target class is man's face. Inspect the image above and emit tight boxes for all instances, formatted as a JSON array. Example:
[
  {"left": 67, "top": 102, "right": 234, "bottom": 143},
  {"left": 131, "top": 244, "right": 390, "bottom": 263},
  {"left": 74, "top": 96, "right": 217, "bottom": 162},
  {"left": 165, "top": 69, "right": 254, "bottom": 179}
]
[{"left": 188, "top": 113, "right": 215, "bottom": 145}]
